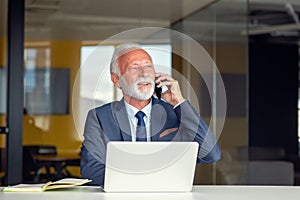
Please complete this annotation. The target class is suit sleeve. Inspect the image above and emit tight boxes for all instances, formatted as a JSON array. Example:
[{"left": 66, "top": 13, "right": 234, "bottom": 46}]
[
  {"left": 173, "top": 101, "right": 221, "bottom": 164},
  {"left": 80, "top": 109, "right": 107, "bottom": 186}
]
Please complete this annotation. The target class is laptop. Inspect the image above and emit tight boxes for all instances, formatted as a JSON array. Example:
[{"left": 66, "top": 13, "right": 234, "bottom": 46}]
[{"left": 103, "top": 141, "right": 199, "bottom": 192}]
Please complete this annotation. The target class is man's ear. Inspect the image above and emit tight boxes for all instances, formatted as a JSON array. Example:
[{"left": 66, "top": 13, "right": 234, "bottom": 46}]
[{"left": 111, "top": 73, "right": 121, "bottom": 88}]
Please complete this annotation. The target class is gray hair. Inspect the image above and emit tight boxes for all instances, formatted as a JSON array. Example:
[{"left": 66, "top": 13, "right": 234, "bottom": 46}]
[{"left": 110, "top": 43, "right": 143, "bottom": 76}]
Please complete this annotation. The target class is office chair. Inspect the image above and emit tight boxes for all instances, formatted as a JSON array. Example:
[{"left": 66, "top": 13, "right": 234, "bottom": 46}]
[
  {"left": 23, "top": 145, "right": 58, "bottom": 183},
  {"left": 22, "top": 146, "right": 44, "bottom": 183}
]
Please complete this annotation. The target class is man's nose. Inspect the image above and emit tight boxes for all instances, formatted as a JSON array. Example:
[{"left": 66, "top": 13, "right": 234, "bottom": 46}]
[{"left": 139, "top": 66, "right": 148, "bottom": 76}]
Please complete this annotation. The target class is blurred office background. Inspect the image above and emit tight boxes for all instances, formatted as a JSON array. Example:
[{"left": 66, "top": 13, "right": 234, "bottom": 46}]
[{"left": 1, "top": 0, "right": 300, "bottom": 186}]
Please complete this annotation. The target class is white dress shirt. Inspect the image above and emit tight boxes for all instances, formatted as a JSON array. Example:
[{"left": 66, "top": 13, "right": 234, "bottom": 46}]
[{"left": 124, "top": 100, "right": 152, "bottom": 142}]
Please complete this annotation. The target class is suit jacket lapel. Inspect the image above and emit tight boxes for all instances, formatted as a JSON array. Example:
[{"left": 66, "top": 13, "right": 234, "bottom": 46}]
[
  {"left": 113, "top": 97, "right": 167, "bottom": 141},
  {"left": 150, "top": 98, "right": 167, "bottom": 141},
  {"left": 112, "top": 99, "right": 132, "bottom": 141}
]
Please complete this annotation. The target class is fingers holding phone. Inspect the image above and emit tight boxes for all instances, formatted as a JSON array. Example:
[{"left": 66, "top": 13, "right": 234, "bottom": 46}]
[{"left": 155, "top": 73, "right": 185, "bottom": 106}]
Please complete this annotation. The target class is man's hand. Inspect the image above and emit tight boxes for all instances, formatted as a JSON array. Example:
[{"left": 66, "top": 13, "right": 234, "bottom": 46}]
[{"left": 155, "top": 73, "right": 185, "bottom": 106}]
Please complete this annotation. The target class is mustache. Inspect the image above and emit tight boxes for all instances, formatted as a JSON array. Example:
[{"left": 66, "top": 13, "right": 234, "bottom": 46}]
[{"left": 135, "top": 77, "right": 154, "bottom": 85}]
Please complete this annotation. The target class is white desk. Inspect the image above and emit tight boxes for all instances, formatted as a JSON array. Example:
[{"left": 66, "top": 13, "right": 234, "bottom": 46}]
[{"left": 1, "top": 185, "right": 300, "bottom": 200}]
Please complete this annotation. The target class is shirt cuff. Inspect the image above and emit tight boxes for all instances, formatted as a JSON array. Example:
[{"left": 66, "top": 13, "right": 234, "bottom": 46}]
[{"left": 173, "top": 100, "right": 186, "bottom": 109}]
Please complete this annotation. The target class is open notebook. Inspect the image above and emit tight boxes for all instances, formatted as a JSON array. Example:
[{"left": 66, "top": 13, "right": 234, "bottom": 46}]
[
  {"left": 2, "top": 178, "right": 91, "bottom": 192},
  {"left": 103, "top": 142, "right": 199, "bottom": 192}
]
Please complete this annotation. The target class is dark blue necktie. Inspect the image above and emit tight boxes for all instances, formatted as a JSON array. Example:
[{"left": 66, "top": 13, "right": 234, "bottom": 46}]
[{"left": 135, "top": 111, "right": 147, "bottom": 141}]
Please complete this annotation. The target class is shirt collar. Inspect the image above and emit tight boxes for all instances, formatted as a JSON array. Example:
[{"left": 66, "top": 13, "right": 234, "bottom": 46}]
[{"left": 124, "top": 99, "right": 152, "bottom": 120}]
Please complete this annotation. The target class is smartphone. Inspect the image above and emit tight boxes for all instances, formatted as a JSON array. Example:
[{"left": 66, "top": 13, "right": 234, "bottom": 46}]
[{"left": 155, "top": 83, "right": 162, "bottom": 100}]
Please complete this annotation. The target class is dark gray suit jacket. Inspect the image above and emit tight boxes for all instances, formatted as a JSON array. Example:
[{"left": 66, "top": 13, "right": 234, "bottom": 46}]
[{"left": 80, "top": 97, "right": 220, "bottom": 185}]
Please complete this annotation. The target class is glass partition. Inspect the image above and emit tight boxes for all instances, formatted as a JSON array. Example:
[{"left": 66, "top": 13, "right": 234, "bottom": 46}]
[{"left": 172, "top": 0, "right": 248, "bottom": 184}]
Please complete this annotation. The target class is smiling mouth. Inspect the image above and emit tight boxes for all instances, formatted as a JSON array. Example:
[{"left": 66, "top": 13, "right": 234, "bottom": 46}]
[{"left": 137, "top": 82, "right": 151, "bottom": 88}]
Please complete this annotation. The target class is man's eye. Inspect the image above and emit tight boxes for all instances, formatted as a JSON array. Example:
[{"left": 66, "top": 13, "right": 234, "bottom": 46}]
[{"left": 129, "top": 65, "right": 152, "bottom": 71}]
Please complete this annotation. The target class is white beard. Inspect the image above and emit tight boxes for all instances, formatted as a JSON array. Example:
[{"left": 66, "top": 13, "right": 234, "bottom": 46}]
[{"left": 119, "top": 77, "right": 155, "bottom": 100}]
